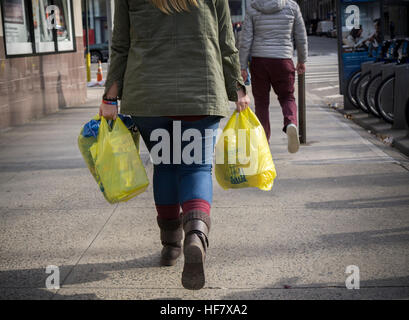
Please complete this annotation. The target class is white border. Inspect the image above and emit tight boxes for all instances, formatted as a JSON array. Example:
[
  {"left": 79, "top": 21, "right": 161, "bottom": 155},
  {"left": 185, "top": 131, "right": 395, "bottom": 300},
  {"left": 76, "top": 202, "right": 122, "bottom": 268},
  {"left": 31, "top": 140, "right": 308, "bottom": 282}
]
[{"left": 57, "top": 0, "right": 74, "bottom": 52}]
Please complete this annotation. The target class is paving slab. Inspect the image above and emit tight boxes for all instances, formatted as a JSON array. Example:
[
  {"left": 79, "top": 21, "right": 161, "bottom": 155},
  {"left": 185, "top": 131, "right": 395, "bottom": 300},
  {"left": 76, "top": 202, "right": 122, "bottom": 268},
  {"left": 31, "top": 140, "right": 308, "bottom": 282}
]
[
  {"left": 51, "top": 287, "right": 409, "bottom": 300},
  {"left": 58, "top": 204, "right": 409, "bottom": 295},
  {"left": 0, "top": 207, "right": 114, "bottom": 290},
  {"left": 1, "top": 79, "right": 409, "bottom": 300}
]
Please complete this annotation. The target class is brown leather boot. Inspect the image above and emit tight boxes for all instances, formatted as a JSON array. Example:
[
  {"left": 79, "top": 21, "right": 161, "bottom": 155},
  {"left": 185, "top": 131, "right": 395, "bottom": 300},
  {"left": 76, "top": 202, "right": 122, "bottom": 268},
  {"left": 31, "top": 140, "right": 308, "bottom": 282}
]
[
  {"left": 157, "top": 216, "right": 183, "bottom": 266},
  {"left": 181, "top": 211, "right": 210, "bottom": 290}
]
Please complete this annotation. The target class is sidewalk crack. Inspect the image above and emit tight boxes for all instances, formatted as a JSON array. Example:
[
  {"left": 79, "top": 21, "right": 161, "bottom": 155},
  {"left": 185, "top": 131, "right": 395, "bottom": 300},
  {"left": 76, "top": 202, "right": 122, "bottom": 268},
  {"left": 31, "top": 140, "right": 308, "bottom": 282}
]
[{"left": 52, "top": 204, "right": 119, "bottom": 299}]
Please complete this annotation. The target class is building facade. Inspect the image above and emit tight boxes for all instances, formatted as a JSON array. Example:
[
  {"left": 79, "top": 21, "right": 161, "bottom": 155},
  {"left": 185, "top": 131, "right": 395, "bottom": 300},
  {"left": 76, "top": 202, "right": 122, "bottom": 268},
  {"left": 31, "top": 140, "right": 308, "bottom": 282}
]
[
  {"left": 297, "top": 0, "right": 336, "bottom": 22},
  {"left": 296, "top": 0, "right": 409, "bottom": 38},
  {"left": 0, "top": 0, "right": 86, "bottom": 128},
  {"left": 83, "top": 0, "right": 110, "bottom": 45},
  {"left": 296, "top": 0, "right": 336, "bottom": 34}
]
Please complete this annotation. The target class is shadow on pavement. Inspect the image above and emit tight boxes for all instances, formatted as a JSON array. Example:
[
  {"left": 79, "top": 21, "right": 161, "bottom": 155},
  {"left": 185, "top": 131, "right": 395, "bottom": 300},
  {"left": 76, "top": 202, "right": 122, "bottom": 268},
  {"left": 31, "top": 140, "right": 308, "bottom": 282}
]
[
  {"left": 306, "top": 195, "right": 409, "bottom": 210},
  {"left": 319, "top": 226, "right": 409, "bottom": 247},
  {"left": 0, "top": 253, "right": 160, "bottom": 300},
  {"left": 0, "top": 159, "right": 87, "bottom": 173},
  {"left": 280, "top": 173, "right": 409, "bottom": 189},
  {"left": 221, "top": 276, "right": 409, "bottom": 300},
  {"left": 2, "top": 234, "right": 409, "bottom": 300}
]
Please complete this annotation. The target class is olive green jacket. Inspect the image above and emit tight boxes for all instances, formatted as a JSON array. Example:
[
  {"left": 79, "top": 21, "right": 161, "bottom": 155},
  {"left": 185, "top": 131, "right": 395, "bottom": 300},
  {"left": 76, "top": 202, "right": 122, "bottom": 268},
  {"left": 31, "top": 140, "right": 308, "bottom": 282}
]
[{"left": 104, "top": 0, "right": 245, "bottom": 117}]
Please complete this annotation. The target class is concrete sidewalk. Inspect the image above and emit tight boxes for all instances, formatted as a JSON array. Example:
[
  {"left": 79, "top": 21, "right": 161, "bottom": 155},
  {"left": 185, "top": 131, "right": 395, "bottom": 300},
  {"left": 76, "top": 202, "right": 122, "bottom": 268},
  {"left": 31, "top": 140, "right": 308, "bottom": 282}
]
[{"left": 1, "top": 83, "right": 409, "bottom": 300}]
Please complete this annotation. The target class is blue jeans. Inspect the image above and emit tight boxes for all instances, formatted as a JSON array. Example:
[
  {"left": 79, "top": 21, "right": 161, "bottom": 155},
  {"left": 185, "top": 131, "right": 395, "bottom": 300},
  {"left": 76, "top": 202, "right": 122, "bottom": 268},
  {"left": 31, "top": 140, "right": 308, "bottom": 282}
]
[{"left": 132, "top": 116, "right": 221, "bottom": 206}]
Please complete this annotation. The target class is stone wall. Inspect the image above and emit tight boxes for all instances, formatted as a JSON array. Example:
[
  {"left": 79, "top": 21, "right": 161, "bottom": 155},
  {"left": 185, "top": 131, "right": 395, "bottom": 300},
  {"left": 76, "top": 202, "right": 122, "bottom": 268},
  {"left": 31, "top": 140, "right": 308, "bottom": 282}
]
[{"left": 0, "top": 2, "right": 87, "bottom": 128}]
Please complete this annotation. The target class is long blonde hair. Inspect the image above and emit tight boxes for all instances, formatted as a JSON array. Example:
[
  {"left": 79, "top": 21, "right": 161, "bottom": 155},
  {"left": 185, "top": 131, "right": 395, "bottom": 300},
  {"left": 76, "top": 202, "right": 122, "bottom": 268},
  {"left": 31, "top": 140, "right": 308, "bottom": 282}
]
[{"left": 150, "top": 0, "right": 199, "bottom": 14}]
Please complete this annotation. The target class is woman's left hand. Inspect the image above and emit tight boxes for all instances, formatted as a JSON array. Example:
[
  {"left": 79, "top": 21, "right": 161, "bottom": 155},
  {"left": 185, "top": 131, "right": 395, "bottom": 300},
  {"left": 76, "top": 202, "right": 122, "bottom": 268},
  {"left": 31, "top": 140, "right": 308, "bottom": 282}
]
[{"left": 235, "top": 88, "right": 250, "bottom": 112}]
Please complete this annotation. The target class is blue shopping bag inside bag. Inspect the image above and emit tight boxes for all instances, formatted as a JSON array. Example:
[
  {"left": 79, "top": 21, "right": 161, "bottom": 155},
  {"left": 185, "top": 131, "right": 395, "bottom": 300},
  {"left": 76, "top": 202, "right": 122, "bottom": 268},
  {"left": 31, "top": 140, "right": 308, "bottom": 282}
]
[{"left": 78, "top": 115, "right": 148, "bottom": 203}]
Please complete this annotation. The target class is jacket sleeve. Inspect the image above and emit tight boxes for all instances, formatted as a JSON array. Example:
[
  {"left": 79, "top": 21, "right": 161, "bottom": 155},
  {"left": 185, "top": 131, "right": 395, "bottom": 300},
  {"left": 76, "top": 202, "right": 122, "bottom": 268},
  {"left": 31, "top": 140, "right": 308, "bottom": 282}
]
[
  {"left": 103, "top": 0, "right": 130, "bottom": 100},
  {"left": 293, "top": 3, "right": 308, "bottom": 64},
  {"left": 239, "top": 6, "right": 253, "bottom": 70},
  {"left": 215, "top": 0, "right": 245, "bottom": 102}
]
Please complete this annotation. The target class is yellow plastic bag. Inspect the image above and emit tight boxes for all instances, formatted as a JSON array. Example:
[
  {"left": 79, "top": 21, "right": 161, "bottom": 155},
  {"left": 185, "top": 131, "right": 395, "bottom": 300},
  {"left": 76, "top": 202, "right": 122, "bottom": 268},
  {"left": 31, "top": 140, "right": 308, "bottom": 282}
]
[
  {"left": 78, "top": 115, "right": 149, "bottom": 204},
  {"left": 215, "top": 107, "right": 277, "bottom": 190}
]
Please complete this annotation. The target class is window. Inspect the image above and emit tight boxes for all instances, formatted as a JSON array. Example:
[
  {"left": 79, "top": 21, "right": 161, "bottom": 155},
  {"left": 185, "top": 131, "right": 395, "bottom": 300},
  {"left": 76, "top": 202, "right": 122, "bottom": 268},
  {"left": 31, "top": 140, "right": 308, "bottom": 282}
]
[
  {"left": 2, "top": 0, "right": 33, "bottom": 55},
  {"left": 54, "top": 0, "right": 74, "bottom": 51},
  {"left": 32, "top": 0, "right": 55, "bottom": 53},
  {"left": 1, "top": 0, "right": 75, "bottom": 57}
]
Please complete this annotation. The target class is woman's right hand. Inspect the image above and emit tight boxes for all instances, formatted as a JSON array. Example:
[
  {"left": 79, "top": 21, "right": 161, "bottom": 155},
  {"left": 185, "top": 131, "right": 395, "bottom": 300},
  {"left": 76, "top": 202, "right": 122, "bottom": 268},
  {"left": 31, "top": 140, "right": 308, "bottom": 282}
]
[
  {"left": 100, "top": 82, "right": 119, "bottom": 120},
  {"left": 99, "top": 102, "right": 118, "bottom": 120}
]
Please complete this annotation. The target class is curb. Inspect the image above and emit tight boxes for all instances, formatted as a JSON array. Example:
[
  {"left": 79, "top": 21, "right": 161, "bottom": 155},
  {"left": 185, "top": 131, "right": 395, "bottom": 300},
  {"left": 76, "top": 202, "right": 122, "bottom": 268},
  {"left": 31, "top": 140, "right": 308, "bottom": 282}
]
[{"left": 337, "top": 108, "right": 409, "bottom": 157}]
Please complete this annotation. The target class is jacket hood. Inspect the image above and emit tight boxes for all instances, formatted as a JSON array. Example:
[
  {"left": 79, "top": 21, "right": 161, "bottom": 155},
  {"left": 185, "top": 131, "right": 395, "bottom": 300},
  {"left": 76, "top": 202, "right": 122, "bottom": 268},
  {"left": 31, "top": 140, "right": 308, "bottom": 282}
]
[{"left": 251, "top": 0, "right": 287, "bottom": 14}]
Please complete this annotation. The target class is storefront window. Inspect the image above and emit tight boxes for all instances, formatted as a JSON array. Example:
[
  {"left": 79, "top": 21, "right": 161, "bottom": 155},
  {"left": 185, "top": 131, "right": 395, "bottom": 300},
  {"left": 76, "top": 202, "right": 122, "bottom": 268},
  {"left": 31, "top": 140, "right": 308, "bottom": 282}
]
[
  {"left": 31, "top": 0, "right": 55, "bottom": 53},
  {"left": 1, "top": 0, "right": 75, "bottom": 57},
  {"left": 383, "top": 4, "right": 409, "bottom": 39},
  {"left": 54, "top": 0, "right": 74, "bottom": 51},
  {"left": 2, "top": 0, "right": 33, "bottom": 55}
]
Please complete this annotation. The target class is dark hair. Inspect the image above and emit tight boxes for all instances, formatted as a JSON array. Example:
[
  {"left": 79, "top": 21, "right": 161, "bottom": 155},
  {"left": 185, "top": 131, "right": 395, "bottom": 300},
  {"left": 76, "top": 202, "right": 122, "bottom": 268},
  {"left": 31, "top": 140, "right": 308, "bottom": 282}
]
[
  {"left": 373, "top": 18, "right": 381, "bottom": 28},
  {"left": 350, "top": 26, "right": 362, "bottom": 39}
]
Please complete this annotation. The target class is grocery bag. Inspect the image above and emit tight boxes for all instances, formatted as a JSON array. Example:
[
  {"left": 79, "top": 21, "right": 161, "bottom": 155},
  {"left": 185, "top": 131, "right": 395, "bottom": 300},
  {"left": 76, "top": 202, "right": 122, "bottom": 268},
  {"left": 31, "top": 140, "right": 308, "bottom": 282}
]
[
  {"left": 78, "top": 115, "right": 148, "bottom": 203},
  {"left": 215, "top": 107, "right": 277, "bottom": 190}
]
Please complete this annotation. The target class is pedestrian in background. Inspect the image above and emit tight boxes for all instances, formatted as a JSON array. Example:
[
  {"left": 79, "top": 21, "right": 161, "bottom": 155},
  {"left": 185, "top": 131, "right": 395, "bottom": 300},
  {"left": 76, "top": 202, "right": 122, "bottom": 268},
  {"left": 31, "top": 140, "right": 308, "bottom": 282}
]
[
  {"left": 100, "top": 0, "right": 249, "bottom": 290},
  {"left": 239, "top": 0, "right": 308, "bottom": 153},
  {"left": 344, "top": 26, "right": 364, "bottom": 48}
]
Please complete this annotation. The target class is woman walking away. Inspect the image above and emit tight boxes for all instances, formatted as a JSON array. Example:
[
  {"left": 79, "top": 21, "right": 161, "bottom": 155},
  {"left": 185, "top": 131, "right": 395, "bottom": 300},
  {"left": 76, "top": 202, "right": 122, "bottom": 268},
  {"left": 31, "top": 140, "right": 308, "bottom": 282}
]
[{"left": 100, "top": 0, "right": 250, "bottom": 290}]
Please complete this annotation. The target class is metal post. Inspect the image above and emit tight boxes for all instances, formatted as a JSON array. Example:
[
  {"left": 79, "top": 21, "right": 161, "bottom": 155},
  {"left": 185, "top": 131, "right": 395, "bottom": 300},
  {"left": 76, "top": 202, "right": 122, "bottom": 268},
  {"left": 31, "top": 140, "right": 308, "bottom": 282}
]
[
  {"left": 84, "top": 0, "right": 91, "bottom": 82},
  {"left": 106, "top": 0, "right": 113, "bottom": 67},
  {"left": 298, "top": 72, "right": 306, "bottom": 144}
]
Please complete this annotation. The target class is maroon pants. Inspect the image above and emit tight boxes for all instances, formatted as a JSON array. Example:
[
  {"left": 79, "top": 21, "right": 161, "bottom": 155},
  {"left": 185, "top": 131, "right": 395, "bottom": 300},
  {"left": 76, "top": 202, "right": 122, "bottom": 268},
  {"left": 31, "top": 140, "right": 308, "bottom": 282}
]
[{"left": 250, "top": 57, "right": 298, "bottom": 140}]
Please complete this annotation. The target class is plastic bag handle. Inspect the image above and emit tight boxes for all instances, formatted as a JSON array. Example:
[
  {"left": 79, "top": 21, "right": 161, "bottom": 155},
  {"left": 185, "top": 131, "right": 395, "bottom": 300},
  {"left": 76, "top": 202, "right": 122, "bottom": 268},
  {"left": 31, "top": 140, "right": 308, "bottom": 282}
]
[{"left": 100, "top": 116, "right": 117, "bottom": 132}]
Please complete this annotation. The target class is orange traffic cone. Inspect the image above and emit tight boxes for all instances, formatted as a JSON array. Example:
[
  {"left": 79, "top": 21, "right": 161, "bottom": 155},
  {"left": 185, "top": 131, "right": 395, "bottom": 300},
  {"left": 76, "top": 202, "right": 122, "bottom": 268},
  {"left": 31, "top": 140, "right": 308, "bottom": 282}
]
[{"left": 97, "top": 60, "right": 103, "bottom": 82}]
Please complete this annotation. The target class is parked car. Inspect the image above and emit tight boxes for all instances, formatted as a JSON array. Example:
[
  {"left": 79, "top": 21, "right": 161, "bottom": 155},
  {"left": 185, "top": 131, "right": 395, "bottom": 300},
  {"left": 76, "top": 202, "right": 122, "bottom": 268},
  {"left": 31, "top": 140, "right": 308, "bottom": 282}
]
[
  {"left": 317, "top": 20, "right": 334, "bottom": 37},
  {"left": 85, "top": 41, "right": 109, "bottom": 63}
]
